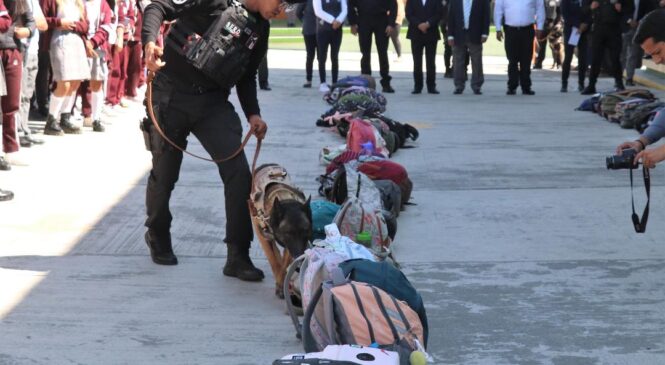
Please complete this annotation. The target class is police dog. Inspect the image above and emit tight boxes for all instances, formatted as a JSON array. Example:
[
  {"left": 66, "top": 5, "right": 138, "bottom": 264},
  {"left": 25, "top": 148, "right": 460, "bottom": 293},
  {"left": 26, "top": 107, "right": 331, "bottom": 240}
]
[{"left": 250, "top": 164, "right": 312, "bottom": 298}]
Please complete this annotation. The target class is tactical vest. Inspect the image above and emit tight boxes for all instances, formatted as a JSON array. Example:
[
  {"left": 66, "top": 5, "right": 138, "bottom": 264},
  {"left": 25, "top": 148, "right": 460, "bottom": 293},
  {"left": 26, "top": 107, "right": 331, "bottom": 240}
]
[{"left": 167, "top": 0, "right": 260, "bottom": 89}]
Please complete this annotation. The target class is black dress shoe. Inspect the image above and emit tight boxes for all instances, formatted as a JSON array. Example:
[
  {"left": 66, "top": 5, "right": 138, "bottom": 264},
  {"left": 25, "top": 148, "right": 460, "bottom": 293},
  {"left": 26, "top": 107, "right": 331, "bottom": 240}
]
[
  {"left": 506, "top": 89, "right": 516, "bottom": 95},
  {"left": 427, "top": 88, "right": 440, "bottom": 94},
  {"left": 533, "top": 62, "right": 543, "bottom": 70},
  {"left": 578, "top": 83, "right": 585, "bottom": 92},
  {"left": 522, "top": 89, "right": 536, "bottom": 95},
  {"left": 144, "top": 231, "right": 178, "bottom": 265},
  {"left": 473, "top": 89, "right": 482, "bottom": 95},
  {"left": 581, "top": 86, "right": 597, "bottom": 95},
  {"left": 382, "top": 85, "right": 395, "bottom": 93},
  {"left": 0, "top": 188, "right": 13, "bottom": 201},
  {"left": 19, "top": 136, "right": 32, "bottom": 148},
  {"left": 444, "top": 69, "right": 453, "bottom": 78},
  {"left": 0, "top": 156, "right": 10, "bottom": 171},
  {"left": 453, "top": 88, "right": 463, "bottom": 95},
  {"left": 303, "top": 81, "right": 312, "bottom": 88},
  {"left": 626, "top": 79, "right": 635, "bottom": 87},
  {"left": 411, "top": 89, "right": 422, "bottom": 94},
  {"left": 259, "top": 83, "right": 272, "bottom": 91},
  {"left": 615, "top": 82, "right": 625, "bottom": 91}
]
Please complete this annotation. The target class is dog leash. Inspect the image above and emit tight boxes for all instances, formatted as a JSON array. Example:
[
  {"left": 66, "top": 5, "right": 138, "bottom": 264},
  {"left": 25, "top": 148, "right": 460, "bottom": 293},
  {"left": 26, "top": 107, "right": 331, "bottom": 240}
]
[{"left": 146, "top": 71, "right": 262, "bottom": 171}]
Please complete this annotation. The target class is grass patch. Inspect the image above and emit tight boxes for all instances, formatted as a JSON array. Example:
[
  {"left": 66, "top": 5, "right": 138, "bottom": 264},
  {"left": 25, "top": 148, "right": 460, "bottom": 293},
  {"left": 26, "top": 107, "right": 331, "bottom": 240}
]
[{"left": 268, "top": 26, "right": 507, "bottom": 57}]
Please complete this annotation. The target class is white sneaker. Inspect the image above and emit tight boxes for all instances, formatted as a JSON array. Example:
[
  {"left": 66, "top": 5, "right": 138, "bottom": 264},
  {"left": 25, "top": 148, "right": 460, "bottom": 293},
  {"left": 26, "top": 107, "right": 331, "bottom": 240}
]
[
  {"left": 5, "top": 152, "right": 29, "bottom": 166},
  {"left": 319, "top": 83, "right": 330, "bottom": 93}
]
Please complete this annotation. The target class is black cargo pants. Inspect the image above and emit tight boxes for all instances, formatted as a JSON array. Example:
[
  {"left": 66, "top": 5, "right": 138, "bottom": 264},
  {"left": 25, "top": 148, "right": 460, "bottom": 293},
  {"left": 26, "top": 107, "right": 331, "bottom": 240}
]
[{"left": 143, "top": 72, "right": 254, "bottom": 249}]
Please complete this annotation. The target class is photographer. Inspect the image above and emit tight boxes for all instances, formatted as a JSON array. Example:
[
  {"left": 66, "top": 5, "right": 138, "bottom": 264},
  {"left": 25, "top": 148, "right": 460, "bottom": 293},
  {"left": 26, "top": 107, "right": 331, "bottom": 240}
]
[
  {"left": 141, "top": 0, "right": 303, "bottom": 281},
  {"left": 615, "top": 9, "right": 665, "bottom": 168}
]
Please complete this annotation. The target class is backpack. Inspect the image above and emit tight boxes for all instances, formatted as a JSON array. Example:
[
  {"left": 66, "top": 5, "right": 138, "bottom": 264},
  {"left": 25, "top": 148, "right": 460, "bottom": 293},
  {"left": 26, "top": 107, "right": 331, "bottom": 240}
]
[
  {"left": 284, "top": 244, "right": 376, "bottom": 343},
  {"left": 625, "top": 101, "right": 665, "bottom": 131},
  {"left": 373, "top": 179, "right": 402, "bottom": 217},
  {"left": 599, "top": 89, "right": 656, "bottom": 120},
  {"left": 334, "top": 196, "right": 392, "bottom": 258},
  {"left": 301, "top": 271, "right": 426, "bottom": 359},
  {"left": 357, "top": 160, "right": 413, "bottom": 204},
  {"left": 576, "top": 94, "right": 601, "bottom": 112},
  {"left": 638, "top": 108, "right": 665, "bottom": 133},
  {"left": 369, "top": 118, "right": 399, "bottom": 156},
  {"left": 339, "top": 259, "right": 429, "bottom": 347},
  {"left": 346, "top": 118, "right": 389, "bottom": 158},
  {"left": 310, "top": 200, "right": 341, "bottom": 240},
  {"left": 370, "top": 114, "right": 419, "bottom": 148},
  {"left": 610, "top": 98, "right": 650, "bottom": 125}
]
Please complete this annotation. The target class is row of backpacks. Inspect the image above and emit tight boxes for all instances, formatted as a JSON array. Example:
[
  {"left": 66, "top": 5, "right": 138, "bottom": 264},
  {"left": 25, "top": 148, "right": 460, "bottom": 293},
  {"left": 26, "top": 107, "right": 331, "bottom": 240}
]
[
  {"left": 273, "top": 76, "right": 431, "bottom": 364},
  {"left": 577, "top": 88, "right": 665, "bottom": 132}
]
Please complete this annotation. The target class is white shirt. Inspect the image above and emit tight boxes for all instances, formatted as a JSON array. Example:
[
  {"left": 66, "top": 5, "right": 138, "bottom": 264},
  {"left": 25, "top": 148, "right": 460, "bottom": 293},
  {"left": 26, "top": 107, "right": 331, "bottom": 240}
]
[
  {"left": 313, "top": 0, "right": 348, "bottom": 25},
  {"left": 494, "top": 0, "right": 545, "bottom": 32},
  {"left": 24, "top": 0, "right": 43, "bottom": 55}
]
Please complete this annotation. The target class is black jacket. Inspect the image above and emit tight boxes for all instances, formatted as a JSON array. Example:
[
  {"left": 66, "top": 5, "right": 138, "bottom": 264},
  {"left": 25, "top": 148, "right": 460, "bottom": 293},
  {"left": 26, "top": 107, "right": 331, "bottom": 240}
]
[
  {"left": 142, "top": 0, "right": 269, "bottom": 118},
  {"left": 348, "top": 0, "right": 397, "bottom": 26},
  {"left": 406, "top": 0, "right": 442, "bottom": 43},
  {"left": 446, "top": 0, "right": 489, "bottom": 44},
  {"left": 582, "top": 0, "right": 633, "bottom": 30}
]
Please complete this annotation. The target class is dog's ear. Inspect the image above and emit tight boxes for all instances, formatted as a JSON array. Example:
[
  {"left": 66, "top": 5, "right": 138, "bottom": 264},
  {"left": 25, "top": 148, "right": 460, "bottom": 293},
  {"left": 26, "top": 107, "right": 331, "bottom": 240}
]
[
  {"left": 271, "top": 197, "right": 283, "bottom": 224},
  {"left": 303, "top": 196, "right": 312, "bottom": 221}
]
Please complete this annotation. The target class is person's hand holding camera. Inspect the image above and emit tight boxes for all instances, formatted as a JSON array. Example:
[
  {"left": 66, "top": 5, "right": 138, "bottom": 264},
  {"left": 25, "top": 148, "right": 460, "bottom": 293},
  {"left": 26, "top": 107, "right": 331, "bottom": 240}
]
[
  {"left": 635, "top": 146, "right": 665, "bottom": 168},
  {"left": 616, "top": 139, "right": 647, "bottom": 155}
]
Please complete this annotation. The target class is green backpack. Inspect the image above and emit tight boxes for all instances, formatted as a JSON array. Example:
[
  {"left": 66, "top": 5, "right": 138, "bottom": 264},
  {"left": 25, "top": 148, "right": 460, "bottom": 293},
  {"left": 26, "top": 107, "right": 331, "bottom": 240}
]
[{"left": 599, "top": 89, "right": 655, "bottom": 120}]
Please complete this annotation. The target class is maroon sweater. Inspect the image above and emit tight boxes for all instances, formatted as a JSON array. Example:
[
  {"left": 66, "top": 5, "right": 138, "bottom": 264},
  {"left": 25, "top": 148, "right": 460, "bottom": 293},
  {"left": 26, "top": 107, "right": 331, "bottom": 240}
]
[{"left": 39, "top": 0, "right": 88, "bottom": 52}]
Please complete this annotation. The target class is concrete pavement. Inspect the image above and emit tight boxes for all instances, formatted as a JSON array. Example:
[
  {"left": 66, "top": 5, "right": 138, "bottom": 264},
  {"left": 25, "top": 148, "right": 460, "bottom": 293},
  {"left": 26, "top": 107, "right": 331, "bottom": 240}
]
[{"left": 1, "top": 50, "right": 665, "bottom": 364}]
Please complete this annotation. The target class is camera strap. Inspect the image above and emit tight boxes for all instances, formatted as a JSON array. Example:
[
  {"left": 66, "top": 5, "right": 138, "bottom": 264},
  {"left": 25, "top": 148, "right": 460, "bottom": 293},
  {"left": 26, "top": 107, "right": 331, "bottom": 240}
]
[{"left": 630, "top": 166, "right": 650, "bottom": 233}]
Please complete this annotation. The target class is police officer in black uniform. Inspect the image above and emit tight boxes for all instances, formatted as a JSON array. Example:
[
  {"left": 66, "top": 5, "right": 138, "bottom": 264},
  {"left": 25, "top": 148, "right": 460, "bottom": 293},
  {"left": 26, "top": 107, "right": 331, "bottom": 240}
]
[
  {"left": 581, "top": 0, "right": 633, "bottom": 94},
  {"left": 348, "top": 0, "right": 398, "bottom": 93},
  {"left": 141, "top": 0, "right": 302, "bottom": 281}
]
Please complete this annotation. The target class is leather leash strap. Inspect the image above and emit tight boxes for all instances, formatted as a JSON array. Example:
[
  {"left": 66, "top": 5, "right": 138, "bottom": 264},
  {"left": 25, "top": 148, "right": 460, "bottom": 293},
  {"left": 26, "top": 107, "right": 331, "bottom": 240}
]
[{"left": 146, "top": 71, "right": 261, "bottom": 172}]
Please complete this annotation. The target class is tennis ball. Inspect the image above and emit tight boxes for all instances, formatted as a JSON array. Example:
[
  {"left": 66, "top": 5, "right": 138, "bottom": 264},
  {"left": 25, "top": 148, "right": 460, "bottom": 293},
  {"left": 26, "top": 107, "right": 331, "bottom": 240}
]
[{"left": 409, "top": 350, "right": 427, "bottom": 365}]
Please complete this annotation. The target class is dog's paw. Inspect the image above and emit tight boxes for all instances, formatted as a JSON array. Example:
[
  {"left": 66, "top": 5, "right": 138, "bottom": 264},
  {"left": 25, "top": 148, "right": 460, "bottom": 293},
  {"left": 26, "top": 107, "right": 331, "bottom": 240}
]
[{"left": 275, "top": 285, "right": 285, "bottom": 299}]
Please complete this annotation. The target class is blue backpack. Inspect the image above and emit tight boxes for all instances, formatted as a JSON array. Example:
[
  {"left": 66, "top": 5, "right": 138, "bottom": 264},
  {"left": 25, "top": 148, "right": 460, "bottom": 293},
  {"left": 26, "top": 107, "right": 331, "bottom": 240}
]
[
  {"left": 310, "top": 200, "right": 341, "bottom": 239},
  {"left": 576, "top": 94, "right": 601, "bottom": 112}
]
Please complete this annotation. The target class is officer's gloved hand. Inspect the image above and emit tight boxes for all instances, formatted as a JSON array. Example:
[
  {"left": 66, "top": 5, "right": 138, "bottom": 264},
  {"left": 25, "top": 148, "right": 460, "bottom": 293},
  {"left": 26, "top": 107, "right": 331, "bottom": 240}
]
[{"left": 248, "top": 115, "right": 268, "bottom": 140}]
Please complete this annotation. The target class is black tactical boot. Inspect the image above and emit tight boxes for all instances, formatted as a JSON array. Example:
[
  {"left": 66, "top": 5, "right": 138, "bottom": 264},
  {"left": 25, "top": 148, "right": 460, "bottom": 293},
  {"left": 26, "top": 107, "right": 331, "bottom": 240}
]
[
  {"left": 223, "top": 245, "right": 264, "bottom": 282},
  {"left": 144, "top": 231, "right": 178, "bottom": 265},
  {"left": 44, "top": 114, "right": 64, "bottom": 136},
  {"left": 60, "top": 113, "right": 82, "bottom": 134}
]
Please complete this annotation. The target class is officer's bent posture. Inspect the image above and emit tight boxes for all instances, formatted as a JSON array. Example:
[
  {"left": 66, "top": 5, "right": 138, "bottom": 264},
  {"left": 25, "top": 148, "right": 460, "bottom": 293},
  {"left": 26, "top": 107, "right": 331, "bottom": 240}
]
[{"left": 141, "top": 0, "right": 301, "bottom": 281}]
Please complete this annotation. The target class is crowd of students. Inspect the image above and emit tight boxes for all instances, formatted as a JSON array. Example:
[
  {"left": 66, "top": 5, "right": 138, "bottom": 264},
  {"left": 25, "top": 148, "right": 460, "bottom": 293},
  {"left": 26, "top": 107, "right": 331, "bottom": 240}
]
[{"left": 0, "top": 0, "right": 148, "bottom": 172}]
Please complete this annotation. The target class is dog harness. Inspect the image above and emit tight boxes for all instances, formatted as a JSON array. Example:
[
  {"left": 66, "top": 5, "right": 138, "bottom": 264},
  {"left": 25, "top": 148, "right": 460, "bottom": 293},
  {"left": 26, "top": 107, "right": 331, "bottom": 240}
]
[{"left": 251, "top": 164, "right": 307, "bottom": 239}]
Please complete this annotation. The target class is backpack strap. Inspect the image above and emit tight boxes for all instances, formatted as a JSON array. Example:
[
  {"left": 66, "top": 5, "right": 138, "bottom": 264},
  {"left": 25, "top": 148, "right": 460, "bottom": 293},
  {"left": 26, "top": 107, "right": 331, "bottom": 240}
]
[
  {"left": 370, "top": 286, "right": 400, "bottom": 343},
  {"left": 302, "top": 283, "right": 325, "bottom": 352},
  {"left": 349, "top": 282, "right": 376, "bottom": 344},
  {"left": 284, "top": 254, "right": 306, "bottom": 339}
]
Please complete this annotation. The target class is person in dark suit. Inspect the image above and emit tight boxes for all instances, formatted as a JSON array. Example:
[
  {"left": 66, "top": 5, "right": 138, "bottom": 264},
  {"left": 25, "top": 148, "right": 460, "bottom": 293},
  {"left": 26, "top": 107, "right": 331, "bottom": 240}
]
[
  {"left": 440, "top": 0, "right": 453, "bottom": 78},
  {"left": 447, "top": 0, "right": 490, "bottom": 94},
  {"left": 560, "top": 0, "right": 591, "bottom": 92},
  {"left": 406, "top": 0, "right": 443, "bottom": 94},
  {"left": 348, "top": 0, "right": 398, "bottom": 93},
  {"left": 581, "top": 0, "right": 633, "bottom": 95}
]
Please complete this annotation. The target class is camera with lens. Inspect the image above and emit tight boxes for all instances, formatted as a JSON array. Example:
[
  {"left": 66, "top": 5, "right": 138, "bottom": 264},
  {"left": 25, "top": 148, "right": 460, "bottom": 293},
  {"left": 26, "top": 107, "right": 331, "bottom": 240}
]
[{"left": 606, "top": 148, "right": 638, "bottom": 170}]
